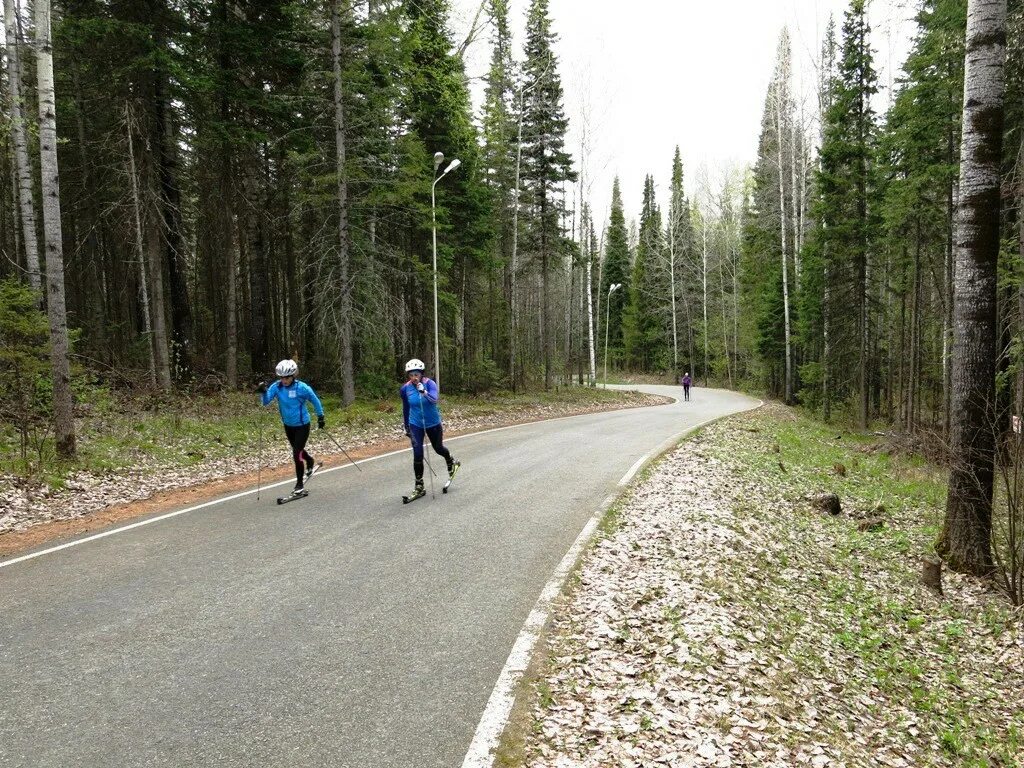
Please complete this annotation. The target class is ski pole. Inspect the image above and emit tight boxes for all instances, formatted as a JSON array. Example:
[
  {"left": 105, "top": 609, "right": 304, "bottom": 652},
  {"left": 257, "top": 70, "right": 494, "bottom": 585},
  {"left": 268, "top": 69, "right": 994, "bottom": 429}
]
[
  {"left": 321, "top": 427, "right": 363, "bottom": 472},
  {"left": 256, "top": 407, "right": 265, "bottom": 501}
]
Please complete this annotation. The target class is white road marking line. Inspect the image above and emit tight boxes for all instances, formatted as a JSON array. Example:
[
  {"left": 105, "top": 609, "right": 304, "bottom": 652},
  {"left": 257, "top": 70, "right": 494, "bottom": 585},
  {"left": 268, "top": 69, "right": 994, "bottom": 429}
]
[
  {"left": 461, "top": 513, "right": 601, "bottom": 768},
  {"left": 619, "top": 453, "right": 649, "bottom": 486}
]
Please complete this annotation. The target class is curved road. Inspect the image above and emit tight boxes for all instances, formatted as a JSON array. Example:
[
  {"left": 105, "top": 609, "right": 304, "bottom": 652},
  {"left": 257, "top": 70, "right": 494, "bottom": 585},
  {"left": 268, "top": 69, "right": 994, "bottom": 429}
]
[{"left": 0, "top": 385, "right": 758, "bottom": 768}]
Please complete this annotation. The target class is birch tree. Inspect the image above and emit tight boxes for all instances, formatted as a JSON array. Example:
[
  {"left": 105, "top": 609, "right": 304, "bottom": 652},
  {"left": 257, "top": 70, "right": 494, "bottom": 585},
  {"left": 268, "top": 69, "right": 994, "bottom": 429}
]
[
  {"left": 771, "top": 29, "right": 794, "bottom": 403},
  {"left": 35, "top": 0, "right": 75, "bottom": 456},
  {"left": 939, "top": 0, "right": 1006, "bottom": 576},
  {"left": 3, "top": 0, "right": 39, "bottom": 293}
]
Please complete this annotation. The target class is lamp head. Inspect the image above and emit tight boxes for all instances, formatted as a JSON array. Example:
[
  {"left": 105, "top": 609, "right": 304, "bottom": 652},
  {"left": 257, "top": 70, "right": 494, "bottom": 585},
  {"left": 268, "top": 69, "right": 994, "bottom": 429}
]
[
  {"left": 433, "top": 152, "right": 444, "bottom": 170},
  {"left": 445, "top": 158, "right": 462, "bottom": 174}
]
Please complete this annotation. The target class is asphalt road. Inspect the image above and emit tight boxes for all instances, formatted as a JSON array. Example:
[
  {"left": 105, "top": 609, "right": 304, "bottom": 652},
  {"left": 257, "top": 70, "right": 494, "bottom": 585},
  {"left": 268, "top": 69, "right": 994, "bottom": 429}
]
[{"left": 0, "top": 384, "right": 758, "bottom": 768}]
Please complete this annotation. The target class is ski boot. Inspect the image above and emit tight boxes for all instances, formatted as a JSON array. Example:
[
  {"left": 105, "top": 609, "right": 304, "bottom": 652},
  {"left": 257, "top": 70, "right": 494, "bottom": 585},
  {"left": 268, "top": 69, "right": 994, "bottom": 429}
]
[
  {"left": 443, "top": 460, "right": 460, "bottom": 493},
  {"left": 403, "top": 480, "right": 426, "bottom": 505}
]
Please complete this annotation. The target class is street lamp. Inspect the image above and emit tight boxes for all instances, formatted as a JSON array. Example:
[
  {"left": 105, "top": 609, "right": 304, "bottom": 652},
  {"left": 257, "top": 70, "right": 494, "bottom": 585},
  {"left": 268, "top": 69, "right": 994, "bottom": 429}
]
[
  {"left": 604, "top": 283, "right": 622, "bottom": 389},
  {"left": 431, "top": 153, "right": 461, "bottom": 390}
]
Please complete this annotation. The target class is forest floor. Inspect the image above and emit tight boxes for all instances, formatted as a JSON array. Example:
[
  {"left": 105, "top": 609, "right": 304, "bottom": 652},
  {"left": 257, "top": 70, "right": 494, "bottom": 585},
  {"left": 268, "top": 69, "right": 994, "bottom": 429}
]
[
  {"left": 502, "top": 403, "right": 1024, "bottom": 768},
  {"left": 0, "top": 386, "right": 666, "bottom": 556}
]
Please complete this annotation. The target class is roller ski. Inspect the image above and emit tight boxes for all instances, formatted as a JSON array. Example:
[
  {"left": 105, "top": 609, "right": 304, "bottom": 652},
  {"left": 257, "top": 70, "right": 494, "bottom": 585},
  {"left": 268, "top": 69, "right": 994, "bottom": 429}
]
[
  {"left": 277, "top": 484, "right": 309, "bottom": 505},
  {"left": 442, "top": 460, "right": 460, "bottom": 494},
  {"left": 402, "top": 482, "right": 426, "bottom": 505}
]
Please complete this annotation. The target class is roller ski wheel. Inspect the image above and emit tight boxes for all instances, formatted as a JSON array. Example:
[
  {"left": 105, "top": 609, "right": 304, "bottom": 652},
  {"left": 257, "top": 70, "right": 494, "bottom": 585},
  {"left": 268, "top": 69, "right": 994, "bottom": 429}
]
[
  {"left": 277, "top": 487, "right": 309, "bottom": 505},
  {"left": 402, "top": 486, "right": 426, "bottom": 505}
]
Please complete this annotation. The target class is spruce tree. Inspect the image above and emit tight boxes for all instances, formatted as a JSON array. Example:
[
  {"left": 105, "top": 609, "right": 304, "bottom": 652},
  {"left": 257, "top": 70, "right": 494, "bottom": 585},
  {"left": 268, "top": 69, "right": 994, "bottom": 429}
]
[
  {"left": 623, "top": 175, "right": 665, "bottom": 370},
  {"left": 521, "top": 0, "right": 575, "bottom": 388},
  {"left": 817, "top": 0, "right": 880, "bottom": 426},
  {"left": 600, "top": 177, "right": 630, "bottom": 369}
]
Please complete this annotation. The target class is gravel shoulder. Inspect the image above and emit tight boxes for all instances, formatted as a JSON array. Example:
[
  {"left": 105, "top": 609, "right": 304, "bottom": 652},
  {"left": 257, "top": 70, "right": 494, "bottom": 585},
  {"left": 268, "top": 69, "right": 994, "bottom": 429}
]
[{"left": 514, "top": 403, "right": 1024, "bottom": 768}]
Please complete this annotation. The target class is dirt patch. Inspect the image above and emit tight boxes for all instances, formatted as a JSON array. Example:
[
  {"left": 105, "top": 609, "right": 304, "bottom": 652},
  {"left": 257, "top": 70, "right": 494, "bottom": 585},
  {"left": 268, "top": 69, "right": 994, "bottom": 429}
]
[{"left": 0, "top": 396, "right": 670, "bottom": 559}]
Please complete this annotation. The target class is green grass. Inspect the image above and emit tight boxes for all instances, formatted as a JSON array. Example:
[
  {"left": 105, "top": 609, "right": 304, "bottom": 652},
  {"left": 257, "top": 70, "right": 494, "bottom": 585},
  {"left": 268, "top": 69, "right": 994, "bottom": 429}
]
[{"left": 696, "top": 405, "right": 1024, "bottom": 766}]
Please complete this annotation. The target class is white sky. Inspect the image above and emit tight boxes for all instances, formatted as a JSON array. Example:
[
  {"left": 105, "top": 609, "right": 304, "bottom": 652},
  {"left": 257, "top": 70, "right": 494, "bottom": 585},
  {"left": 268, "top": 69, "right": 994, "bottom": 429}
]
[{"left": 450, "top": 0, "right": 917, "bottom": 229}]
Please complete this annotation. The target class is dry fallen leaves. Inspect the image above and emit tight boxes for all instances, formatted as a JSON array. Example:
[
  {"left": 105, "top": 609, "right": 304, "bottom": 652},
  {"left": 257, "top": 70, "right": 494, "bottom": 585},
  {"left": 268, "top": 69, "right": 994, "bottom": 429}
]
[{"left": 523, "top": 404, "right": 1024, "bottom": 768}]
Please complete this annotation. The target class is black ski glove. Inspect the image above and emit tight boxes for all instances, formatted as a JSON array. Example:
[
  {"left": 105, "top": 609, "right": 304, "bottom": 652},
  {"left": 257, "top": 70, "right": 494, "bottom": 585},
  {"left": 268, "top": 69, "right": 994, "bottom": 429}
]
[
  {"left": 256, "top": 381, "right": 268, "bottom": 394},
  {"left": 403, "top": 424, "right": 411, "bottom": 438},
  {"left": 317, "top": 415, "right": 325, "bottom": 430}
]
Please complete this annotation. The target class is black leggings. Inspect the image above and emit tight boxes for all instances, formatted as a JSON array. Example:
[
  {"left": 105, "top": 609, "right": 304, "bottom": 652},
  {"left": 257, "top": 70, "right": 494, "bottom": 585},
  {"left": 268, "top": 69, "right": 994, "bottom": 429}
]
[
  {"left": 284, "top": 423, "right": 315, "bottom": 485},
  {"left": 410, "top": 424, "right": 452, "bottom": 481}
]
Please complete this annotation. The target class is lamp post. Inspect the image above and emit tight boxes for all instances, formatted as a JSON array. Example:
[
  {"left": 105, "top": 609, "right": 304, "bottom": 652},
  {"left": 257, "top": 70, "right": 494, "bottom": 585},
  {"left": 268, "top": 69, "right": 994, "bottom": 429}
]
[
  {"left": 603, "top": 283, "right": 621, "bottom": 389},
  {"left": 430, "top": 153, "right": 461, "bottom": 389}
]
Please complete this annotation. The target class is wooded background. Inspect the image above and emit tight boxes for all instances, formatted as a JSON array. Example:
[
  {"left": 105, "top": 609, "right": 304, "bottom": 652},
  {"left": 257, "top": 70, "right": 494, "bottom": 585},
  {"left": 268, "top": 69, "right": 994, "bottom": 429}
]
[{"left": 1, "top": 0, "right": 1021, "bottom": 443}]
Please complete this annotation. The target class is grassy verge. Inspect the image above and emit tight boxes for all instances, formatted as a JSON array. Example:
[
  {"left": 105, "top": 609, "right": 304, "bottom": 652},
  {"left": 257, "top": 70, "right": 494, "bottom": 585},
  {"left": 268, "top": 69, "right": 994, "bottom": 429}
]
[
  {"left": 517, "top": 403, "right": 1023, "bottom": 767},
  {"left": 703, "top": 406, "right": 1022, "bottom": 766}
]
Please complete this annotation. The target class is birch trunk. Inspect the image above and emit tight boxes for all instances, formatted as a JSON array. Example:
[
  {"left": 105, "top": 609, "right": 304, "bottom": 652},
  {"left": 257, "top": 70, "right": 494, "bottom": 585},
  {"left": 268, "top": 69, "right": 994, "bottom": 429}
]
[
  {"left": 332, "top": 0, "right": 355, "bottom": 404},
  {"left": 586, "top": 246, "right": 596, "bottom": 384},
  {"left": 939, "top": 0, "right": 1006, "bottom": 576},
  {"left": 35, "top": 0, "right": 76, "bottom": 457},
  {"left": 146, "top": 168, "right": 173, "bottom": 391},
  {"left": 4, "top": 0, "right": 40, "bottom": 292},
  {"left": 701, "top": 211, "right": 709, "bottom": 385},
  {"left": 774, "top": 70, "right": 793, "bottom": 404},
  {"left": 125, "top": 105, "right": 156, "bottom": 388},
  {"left": 789, "top": 97, "right": 800, "bottom": 294}
]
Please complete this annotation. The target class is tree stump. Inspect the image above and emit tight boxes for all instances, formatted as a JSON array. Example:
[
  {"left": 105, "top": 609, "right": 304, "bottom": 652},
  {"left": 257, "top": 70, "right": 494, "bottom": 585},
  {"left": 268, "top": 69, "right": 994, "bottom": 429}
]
[
  {"left": 810, "top": 493, "right": 841, "bottom": 516},
  {"left": 922, "top": 556, "right": 943, "bottom": 595}
]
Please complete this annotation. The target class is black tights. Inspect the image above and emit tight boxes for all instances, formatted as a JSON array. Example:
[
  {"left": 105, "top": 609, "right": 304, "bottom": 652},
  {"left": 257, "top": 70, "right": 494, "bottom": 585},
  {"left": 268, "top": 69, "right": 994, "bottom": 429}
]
[
  {"left": 284, "top": 423, "right": 315, "bottom": 485},
  {"left": 410, "top": 424, "right": 452, "bottom": 481}
]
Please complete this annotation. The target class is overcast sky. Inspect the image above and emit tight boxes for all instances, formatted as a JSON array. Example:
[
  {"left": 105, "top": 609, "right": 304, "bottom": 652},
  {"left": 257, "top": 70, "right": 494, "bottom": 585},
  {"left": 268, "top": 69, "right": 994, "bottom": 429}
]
[{"left": 449, "top": 0, "right": 917, "bottom": 228}]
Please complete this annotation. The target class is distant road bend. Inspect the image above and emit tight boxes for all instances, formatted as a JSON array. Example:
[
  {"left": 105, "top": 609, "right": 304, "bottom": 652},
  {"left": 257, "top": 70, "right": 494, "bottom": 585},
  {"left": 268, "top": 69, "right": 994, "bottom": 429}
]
[{"left": 0, "top": 384, "right": 759, "bottom": 768}]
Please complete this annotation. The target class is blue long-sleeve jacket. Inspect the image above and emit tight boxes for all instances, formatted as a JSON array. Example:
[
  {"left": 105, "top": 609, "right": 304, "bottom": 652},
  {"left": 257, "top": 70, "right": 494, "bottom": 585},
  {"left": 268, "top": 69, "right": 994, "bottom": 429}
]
[
  {"left": 401, "top": 377, "right": 441, "bottom": 429},
  {"left": 262, "top": 379, "right": 324, "bottom": 427}
]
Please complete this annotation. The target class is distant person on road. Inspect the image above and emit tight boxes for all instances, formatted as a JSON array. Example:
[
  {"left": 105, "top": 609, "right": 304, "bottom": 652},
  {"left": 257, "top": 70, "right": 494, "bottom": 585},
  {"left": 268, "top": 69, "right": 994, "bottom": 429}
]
[
  {"left": 681, "top": 372, "right": 692, "bottom": 402},
  {"left": 258, "top": 358, "right": 325, "bottom": 495},
  {"left": 400, "top": 358, "right": 459, "bottom": 498}
]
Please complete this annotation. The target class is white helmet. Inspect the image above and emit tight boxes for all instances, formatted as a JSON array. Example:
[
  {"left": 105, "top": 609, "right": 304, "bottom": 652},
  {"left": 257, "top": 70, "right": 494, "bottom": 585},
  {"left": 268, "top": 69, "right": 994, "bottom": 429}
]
[
  {"left": 405, "top": 358, "right": 426, "bottom": 373},
  {"left": 275, "top": 359, "right": 298, "bottom": 377}
]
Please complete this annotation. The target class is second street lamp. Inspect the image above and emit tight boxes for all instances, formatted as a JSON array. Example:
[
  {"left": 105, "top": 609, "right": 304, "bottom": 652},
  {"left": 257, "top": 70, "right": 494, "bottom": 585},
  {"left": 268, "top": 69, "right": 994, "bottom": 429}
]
[
  {"left": 604, "top": 283, "right": 622, "bottom": 389},
  {"left": 431, "top": 154, "right": 461, "bottom": 390}
]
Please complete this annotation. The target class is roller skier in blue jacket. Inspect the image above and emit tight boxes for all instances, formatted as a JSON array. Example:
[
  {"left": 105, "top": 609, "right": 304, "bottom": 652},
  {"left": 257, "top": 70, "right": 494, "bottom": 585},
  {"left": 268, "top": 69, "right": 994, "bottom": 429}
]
[
  {"left": 400, "top": 358, "right": 459, "bottom": 500},
  {"left": 258, "top": 359, "right": 325, "bottom": 495}
]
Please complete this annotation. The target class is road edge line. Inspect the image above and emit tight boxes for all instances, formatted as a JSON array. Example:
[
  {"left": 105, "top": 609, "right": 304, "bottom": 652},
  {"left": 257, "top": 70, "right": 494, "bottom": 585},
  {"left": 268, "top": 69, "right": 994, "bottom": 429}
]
[
  {"left": 1, "top": 391, "right": 679, "bottom": 570},
  {"left": 460, "top": 397, "right": 764, "bottom": 767}
]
